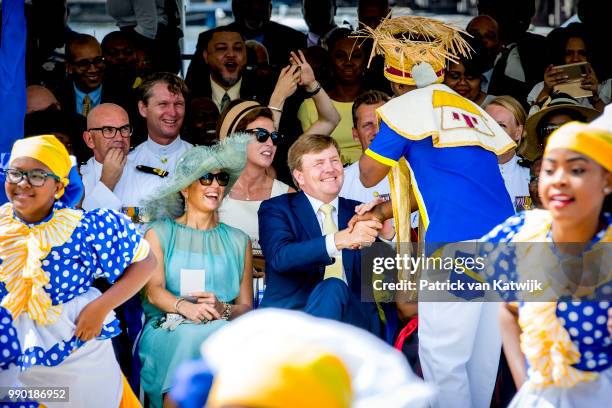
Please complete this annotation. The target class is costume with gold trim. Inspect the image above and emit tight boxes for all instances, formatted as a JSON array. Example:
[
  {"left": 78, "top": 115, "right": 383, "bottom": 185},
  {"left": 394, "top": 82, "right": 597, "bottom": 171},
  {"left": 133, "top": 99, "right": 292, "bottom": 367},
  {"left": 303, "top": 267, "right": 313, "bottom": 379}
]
[{"left": 366, "top": 84, "right": 516, "bottom": 243}]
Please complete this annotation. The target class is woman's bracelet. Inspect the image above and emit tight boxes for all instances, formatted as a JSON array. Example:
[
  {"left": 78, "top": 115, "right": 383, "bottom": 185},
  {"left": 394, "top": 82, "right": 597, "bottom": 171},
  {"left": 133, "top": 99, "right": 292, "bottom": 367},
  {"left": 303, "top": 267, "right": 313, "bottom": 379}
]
[
  {"left": 174, "top": 297, "right": 186, "bottom": 314},
  {"left": 220, "top": 302, "right": 232, "bottom": 320},
  {"left": 268, "top": 106, "right": 283, "bottom": 113}
]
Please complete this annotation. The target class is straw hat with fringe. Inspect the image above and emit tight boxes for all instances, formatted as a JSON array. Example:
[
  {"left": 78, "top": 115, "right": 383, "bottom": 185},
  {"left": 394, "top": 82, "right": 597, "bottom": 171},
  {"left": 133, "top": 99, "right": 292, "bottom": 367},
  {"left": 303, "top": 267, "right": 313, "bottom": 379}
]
[
  {"left": 354, "top": 15, "right": 472, "bottom": 87},
  {"left": 144, "top": 132, "right": 251, "bottom": 222}
]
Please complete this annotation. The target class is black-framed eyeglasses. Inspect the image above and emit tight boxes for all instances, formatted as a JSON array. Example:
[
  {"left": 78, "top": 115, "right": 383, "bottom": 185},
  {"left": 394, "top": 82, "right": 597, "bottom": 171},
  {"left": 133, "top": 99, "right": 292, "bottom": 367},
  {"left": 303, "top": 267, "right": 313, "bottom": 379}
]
[
  {"left": 88, "top": 124, "right": 133, "bottom": 139},
  {"left": 71, "top": 56, "right": 105, "bottom": 69},
  {"left": 199, "top": 172, "right": 230, "bottom": 186},
  {"left": 247, "top": 128, "right": 282, "bottom": 145},
  {"left": 2, "top": 168, "right": 60, "bottom": 187}
]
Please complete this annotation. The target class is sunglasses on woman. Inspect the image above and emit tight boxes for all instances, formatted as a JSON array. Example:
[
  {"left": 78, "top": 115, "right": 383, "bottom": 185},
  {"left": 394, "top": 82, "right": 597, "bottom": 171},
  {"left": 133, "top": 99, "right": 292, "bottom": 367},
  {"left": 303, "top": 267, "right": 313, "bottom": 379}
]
[
  {"left": 247, "top": 128, "right": 282, "bottom": 145},
  {"left": 199, "top": 171, "right": 230, "bottom": 186}
]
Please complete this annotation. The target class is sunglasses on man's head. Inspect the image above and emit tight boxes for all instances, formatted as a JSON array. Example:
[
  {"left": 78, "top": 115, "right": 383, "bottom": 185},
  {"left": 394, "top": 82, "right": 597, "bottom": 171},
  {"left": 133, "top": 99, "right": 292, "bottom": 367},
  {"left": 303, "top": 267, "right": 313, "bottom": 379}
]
[
  {"left": 199, "top": 172, "right": 230, "bottom": 186},
  {"left": 247, "top": 128, "right": 282, "bottom": 145}
]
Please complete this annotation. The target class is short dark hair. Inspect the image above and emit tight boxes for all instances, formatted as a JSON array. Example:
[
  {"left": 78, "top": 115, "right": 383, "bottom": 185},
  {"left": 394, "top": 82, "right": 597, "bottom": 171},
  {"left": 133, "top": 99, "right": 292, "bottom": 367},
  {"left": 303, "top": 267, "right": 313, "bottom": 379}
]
[
  {"left": 358, "top": 0, "right": 389, "bottom": 13},
  {"left": 446, "top": 33, "right": 488, "bottom": 77},
  {"left": 352, "top": 90, "right": 391, "bottom": 126},
  {"left": 66, "top": 34, "right": 100, "bottom": 61},
  {"left": 137, "top": 72, "right": 189, "bottom": 105},
  {"left": 324, "top": 27, "right": 354, "bottom": 52},
  {"left": 101, "top": 31, "right": 136, "bottom": 53},
  {"left": 202, "top": 25, "right": 246, "bottom": 51}
]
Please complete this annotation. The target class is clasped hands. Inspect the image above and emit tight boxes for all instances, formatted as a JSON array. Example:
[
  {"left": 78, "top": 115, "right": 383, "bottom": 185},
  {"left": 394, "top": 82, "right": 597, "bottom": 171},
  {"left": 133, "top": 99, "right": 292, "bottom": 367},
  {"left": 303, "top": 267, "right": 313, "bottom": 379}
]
[
  {"left": 175, "top": 292, "right": 225, "bottom": 324},
  {"left": 335, "top": 197, "right": 394, "bottom": 250}
]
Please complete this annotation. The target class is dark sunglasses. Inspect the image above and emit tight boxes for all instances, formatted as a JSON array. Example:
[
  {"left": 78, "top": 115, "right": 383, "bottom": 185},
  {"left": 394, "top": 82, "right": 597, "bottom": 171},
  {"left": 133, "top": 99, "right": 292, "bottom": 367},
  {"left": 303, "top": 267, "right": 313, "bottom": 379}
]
[
  {"left": 540, "top": 124, "right": 561, "bottom": 138},
  {"left": 199, "top": 172, "right": 230, "bottom": 186},
  {"left": 248, "top": 128, "right": 282, "bottom": 145}
]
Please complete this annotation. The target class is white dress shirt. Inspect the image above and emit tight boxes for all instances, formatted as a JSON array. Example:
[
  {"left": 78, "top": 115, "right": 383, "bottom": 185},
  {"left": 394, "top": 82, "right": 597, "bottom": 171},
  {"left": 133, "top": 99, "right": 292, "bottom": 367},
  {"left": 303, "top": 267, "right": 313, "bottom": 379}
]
[
  {"left": 80, "top": 156, "right": 132, "bottom": 211},
  {"left": 210, "top": 76, "right": 242, "bottom": 112},
  {"left": 125, "top": 136, "right": 192, "bottom": 208},
  {"left": 303, "top": 193, "right": 347, "bottom": 283},
  {"left": 340, "top": 162, "right": 390, "bottom": 204},
  {"left": 499, "top": 154, "right": 530, "bottom": 213}
]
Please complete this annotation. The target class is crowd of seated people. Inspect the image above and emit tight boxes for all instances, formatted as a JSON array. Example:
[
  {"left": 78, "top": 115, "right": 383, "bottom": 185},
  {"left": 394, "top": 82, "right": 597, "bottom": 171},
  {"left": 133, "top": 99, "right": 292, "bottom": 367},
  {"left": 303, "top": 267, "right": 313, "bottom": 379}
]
[{"left": 4, "top": 0, "right": 611, "bottom": 406}]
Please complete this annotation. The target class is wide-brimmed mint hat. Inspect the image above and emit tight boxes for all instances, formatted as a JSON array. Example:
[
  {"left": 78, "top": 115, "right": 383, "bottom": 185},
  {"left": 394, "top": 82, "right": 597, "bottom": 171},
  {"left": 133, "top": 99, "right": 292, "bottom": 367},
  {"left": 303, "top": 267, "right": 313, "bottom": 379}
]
[{"left": 145, "top": 132, "right": 251, "bottom": 221}]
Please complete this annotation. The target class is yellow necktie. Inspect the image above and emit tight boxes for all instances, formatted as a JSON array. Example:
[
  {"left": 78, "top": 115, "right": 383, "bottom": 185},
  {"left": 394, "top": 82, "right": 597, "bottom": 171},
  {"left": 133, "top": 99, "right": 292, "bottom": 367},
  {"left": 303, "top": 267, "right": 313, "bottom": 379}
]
[
  {"left": 320, "top": 203, "right": 343, "bottom": 280},
  {"left": 82, "top": 94, "right": 92, "bottom": 117}
]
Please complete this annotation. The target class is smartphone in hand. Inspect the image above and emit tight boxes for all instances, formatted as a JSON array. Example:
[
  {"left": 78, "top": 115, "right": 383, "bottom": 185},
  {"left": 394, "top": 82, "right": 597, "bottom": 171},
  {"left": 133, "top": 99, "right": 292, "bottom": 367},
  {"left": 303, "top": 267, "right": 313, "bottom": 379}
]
[{"left": 553, "top": 62, "right": 593, "bottom": 98}]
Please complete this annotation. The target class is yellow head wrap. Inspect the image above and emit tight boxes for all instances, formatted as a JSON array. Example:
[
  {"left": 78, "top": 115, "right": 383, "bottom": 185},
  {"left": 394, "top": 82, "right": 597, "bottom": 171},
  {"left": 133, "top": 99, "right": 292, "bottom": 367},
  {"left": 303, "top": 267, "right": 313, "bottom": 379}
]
[
  {"left": 10, "top": 135, "right": 71, "bottom": 197},
  {"left": 545, "top": 122, "right": 612, "bottom": 171},
  {"left": 207, "top": 347, "right": 353, "bottom": 408}
]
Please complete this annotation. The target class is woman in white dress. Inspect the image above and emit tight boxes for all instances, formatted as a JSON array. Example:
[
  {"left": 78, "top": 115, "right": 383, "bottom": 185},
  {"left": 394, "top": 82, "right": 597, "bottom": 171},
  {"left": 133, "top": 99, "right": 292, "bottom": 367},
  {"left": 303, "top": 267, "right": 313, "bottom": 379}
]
[{"left": 216, "top": 101, "right": 295, "bottom": 252}]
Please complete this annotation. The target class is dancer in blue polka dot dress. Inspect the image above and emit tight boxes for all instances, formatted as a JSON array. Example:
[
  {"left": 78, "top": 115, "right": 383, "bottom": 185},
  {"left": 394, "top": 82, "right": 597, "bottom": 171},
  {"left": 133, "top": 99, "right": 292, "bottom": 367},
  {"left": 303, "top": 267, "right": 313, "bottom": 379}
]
[
  {"left": 0, "top": 136, "right": 155, "bottom": 408},
  {"left": 480, "top": 122, "right": 611, "bottom": 407}
]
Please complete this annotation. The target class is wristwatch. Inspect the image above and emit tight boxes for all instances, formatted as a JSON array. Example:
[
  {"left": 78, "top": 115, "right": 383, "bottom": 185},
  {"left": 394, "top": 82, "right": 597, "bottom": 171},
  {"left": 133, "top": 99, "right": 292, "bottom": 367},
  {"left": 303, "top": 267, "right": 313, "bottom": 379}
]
[{"left": 304, "top": 81, "right": 322, "bottom": 98}]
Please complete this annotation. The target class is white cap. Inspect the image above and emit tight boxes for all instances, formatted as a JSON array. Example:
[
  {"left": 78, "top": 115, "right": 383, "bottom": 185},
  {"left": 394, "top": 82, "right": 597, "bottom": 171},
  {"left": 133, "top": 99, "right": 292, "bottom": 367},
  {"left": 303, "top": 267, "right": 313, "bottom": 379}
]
[
  {"left": 201, "top": 309, "right": 435, "bottom": 408},
  {"left": 588, "top": 104, "right": 612, "bottom": 132}
]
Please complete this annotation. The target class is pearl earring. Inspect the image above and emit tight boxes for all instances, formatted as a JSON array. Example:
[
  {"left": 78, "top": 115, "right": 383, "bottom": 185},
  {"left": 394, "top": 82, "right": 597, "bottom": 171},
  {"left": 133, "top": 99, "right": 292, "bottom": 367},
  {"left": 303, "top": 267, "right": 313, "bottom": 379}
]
[{"left": 604, "top": 187, "right": 611, "bottom": 194}]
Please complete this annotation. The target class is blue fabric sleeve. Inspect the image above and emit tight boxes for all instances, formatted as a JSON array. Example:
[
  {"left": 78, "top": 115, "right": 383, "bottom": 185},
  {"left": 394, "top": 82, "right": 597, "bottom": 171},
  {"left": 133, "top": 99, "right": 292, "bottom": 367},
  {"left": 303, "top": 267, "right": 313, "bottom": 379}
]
[
  {"left": 85, "top": 209, "right": 144, "bottom": 283},
  {"left": 478, "top": 213, "right": 527, "bottom": 301},
  {"left": 365, "top": 120, "right": 412, "bottom": 164}
]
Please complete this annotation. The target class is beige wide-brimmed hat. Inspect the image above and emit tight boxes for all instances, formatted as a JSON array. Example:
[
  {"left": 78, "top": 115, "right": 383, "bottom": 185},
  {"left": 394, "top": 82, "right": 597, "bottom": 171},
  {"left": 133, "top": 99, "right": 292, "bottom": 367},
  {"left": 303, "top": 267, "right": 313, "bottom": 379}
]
[{"left": 520, "top": 94, "right": 599, "bottom": 161}]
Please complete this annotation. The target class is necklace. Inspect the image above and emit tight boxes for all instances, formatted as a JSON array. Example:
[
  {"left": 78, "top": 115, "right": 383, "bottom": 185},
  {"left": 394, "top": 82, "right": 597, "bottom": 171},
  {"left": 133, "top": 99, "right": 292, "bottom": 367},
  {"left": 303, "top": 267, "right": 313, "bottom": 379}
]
[{"left": 234, "top": 178, "right": 251, "bottom": 201}]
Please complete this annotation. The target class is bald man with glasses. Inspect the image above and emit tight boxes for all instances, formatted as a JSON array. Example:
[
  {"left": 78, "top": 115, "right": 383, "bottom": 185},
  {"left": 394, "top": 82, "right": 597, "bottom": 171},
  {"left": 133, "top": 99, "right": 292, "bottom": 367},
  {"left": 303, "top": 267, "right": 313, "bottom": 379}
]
[{"left": 80, "top": 103, "right": 135, "bottom": 211}]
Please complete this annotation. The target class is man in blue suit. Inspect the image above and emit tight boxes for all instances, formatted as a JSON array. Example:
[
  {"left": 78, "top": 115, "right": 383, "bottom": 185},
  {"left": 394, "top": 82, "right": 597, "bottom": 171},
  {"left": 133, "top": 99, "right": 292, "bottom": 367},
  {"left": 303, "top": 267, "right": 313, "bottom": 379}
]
[{"left": 258, "top": 134, "right": 387, "bottom": 336}]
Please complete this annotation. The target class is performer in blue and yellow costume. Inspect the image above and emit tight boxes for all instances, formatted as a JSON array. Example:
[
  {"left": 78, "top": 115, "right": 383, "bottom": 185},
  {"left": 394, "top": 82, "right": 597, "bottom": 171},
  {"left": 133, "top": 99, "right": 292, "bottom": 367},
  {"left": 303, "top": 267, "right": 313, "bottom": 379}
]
[
  {"left": 354, "top": 16, "right": 517, "bottom": 408},
  {"left": 0, "top": 135, "right": 155, "bottom": 407},
  {"left": 481, "top": 121, "right": 611, "bottom": 407}
]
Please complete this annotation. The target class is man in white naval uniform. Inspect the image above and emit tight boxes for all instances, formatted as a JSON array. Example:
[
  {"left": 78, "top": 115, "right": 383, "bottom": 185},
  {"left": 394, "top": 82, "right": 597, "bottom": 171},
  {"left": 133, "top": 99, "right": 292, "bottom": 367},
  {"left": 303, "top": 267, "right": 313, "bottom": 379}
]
[
  {"left": 80, "top": 103, "right": 134, "bottom": 211},
  {"left": 129, "top": 73, "right": 192, "bottom": 214},
  {"left": 81, "top": 73, "right": 192, "bottom": 216}
]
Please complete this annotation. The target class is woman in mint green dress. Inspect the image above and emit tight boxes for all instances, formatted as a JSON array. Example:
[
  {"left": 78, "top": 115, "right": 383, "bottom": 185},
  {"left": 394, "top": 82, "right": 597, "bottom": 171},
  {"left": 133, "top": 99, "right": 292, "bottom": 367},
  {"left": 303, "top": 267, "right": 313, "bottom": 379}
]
[{"left": 138, "top": 135, "right": 253, "bottom": 407}]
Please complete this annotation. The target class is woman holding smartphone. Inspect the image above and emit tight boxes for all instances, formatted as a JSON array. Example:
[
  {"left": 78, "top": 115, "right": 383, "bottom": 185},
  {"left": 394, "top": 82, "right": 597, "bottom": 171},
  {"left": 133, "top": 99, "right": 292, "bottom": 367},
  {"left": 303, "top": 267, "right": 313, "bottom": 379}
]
[{"left": 528, "top": 23, "right": 610, "bottom": 112}]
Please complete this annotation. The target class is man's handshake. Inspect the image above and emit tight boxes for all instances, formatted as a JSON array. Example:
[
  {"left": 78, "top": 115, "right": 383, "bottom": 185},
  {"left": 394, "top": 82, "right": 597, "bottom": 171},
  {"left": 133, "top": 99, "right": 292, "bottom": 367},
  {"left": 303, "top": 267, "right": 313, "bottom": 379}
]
[
  {"left": 334, "top": 197, "right": 396, "bottom": 250},
  {"left": 334, "top": 219, "right": 382, "bottom": 250}
]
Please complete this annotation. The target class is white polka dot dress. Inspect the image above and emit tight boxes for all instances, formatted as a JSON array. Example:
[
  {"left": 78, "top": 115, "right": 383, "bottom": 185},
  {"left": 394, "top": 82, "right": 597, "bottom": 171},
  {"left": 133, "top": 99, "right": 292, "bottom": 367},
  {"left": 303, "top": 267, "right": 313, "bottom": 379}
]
[{"left": 481, "top": 211, "right": 612, "bottom": 407}]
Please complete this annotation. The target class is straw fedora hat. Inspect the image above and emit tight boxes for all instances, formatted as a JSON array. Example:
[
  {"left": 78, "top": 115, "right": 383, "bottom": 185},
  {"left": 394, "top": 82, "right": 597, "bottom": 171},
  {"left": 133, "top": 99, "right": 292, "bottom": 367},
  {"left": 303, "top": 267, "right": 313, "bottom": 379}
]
[{"left": 520, "top": 93, "right": 599, "bottom": 161}]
